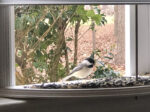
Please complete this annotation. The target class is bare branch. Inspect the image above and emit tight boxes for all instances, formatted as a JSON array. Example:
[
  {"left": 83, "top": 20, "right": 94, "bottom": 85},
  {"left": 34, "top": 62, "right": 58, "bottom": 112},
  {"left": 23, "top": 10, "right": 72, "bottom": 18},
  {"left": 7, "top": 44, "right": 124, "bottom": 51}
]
[{"left": 78, "top": 28, "right": 90, "bottom": 40}]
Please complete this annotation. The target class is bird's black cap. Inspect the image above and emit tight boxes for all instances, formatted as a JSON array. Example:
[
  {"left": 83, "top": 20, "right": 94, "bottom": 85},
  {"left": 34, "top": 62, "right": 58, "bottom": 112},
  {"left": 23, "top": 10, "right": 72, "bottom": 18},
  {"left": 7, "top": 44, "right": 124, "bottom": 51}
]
[{"left": 85, "top": 57, "right": 95, "bottom": 64}]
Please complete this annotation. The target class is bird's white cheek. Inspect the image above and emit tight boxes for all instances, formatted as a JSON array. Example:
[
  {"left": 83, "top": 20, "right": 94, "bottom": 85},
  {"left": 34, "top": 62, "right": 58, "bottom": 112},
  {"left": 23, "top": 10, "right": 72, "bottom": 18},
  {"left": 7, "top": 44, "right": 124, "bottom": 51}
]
[{"left": 82, "top": 60, "right": 92, "bottom": 66}]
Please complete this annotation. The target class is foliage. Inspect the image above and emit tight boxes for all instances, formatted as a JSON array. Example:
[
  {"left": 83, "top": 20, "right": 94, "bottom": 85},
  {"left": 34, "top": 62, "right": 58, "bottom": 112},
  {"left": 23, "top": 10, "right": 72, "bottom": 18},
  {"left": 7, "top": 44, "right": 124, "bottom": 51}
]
[
  {"left": 93, "top": 64, "right": 120, "bottom": 78},
  {"left": 93, "top": 50, "right": 120, "bottom": 78},
  {"left": 70, "top": 5, "right": 107, "bottom": 26}
]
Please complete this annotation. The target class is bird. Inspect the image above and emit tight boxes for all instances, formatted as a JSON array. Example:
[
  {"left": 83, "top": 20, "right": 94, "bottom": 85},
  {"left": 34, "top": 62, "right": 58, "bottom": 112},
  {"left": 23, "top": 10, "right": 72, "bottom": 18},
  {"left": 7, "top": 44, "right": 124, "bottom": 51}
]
[{"left": 62, "top": 57, "right": 95, "bottom": 81}]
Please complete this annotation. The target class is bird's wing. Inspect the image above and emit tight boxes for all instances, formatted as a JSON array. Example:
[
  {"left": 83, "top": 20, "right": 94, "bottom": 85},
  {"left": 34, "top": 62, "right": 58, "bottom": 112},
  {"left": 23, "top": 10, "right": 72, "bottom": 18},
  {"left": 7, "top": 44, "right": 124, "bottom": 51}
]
[
  {"left": 62, "top": 63, "right": 86, "bottom": 81},
  {"left": 69, "top": 63, "right": 86, "bottom": 75}
]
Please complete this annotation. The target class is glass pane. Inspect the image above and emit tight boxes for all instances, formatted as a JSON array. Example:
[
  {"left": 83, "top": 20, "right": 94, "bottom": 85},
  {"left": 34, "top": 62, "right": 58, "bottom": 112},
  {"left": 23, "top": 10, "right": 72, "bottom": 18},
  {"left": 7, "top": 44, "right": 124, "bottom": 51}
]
[{"left": 15, "top": 5, "right": 125, "bottom": 86}]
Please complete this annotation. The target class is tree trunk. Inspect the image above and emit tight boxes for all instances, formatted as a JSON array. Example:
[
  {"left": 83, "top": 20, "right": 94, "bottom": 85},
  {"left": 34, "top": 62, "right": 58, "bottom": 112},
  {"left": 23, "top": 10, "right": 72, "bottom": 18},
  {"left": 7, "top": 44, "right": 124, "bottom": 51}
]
[
  {"left": 114, "top": 5, "right": 125, "bottom": 65},
  {"left": 49, "top": 18, "right": 67, "bottom": 82},
  {"left": 64, "top": 41, "right": 70, "bottom": 75},
  {"left": 73, "top": 20, "right": 80, "bottom": 67},
  {"left": 92, "top": 21, "right": 96, "bottom": 51}
]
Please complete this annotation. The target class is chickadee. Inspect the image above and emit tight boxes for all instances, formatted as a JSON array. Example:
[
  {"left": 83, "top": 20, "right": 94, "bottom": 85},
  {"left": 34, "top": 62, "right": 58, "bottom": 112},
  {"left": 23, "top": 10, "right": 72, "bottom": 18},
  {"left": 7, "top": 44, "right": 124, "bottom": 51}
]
[{"left": 62, "top": 57, "right": 95, "bottom": 81}]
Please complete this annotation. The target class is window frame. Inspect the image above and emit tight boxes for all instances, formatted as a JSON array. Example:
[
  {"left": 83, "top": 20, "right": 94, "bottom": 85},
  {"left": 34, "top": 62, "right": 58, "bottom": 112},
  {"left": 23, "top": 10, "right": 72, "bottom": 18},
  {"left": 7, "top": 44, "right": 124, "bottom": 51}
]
[
  {"left": 0, "top": 0, "right": 150, "bottom": 5},
  {"left": 0, "top": 4, "right": 147, "bottom": 99}
]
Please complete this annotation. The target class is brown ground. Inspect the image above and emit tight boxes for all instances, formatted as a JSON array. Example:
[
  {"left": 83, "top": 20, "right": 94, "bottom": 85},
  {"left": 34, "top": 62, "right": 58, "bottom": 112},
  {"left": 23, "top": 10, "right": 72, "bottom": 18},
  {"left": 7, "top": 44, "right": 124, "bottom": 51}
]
[{"left": 65, "top": 24, "right": 125, "bottom": 75}]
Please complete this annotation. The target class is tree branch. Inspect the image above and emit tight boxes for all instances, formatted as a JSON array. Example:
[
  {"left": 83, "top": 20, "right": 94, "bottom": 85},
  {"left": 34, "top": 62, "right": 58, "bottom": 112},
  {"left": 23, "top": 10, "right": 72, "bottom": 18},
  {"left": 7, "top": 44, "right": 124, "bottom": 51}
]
[{"left": 27, "top": 10, "right": 65, "bottom": 56}]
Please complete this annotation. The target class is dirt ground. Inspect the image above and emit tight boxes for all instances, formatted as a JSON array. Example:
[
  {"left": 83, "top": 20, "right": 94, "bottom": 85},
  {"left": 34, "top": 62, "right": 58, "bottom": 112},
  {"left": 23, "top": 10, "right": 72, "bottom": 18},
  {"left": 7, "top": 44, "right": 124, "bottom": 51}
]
[{"left": 65, "top": 24, "right": 125, "bottom": 75}]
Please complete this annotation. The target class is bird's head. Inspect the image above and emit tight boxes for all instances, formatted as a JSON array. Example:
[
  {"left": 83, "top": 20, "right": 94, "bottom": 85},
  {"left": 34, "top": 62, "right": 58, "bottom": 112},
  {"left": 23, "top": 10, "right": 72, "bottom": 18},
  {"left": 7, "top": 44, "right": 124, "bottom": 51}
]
[{"left": 84, "top": 57, "right": 95, "bottom": 68}]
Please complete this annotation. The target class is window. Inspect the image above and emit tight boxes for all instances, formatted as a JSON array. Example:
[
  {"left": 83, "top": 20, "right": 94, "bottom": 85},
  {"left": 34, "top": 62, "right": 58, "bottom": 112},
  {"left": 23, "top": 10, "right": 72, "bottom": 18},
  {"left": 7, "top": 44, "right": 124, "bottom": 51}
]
[
  {"left": 0, "top": 1, "right": 150, "bottom": 98},
  {"left": 15, "top": 5, "right": 126, "bottom": 85}
]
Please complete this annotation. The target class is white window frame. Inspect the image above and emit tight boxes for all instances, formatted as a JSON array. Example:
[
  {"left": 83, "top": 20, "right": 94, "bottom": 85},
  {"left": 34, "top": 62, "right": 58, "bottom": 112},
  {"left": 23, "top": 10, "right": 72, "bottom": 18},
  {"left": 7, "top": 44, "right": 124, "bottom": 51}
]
[
  {"left": 125, "top": 5, "right": 136, "bottom": 76},
  {"left": 0, "top": 0, "right": 150, "bottom": 5},
  {"left": 0, "top": 3, "right": 150, "bottom": 99}
]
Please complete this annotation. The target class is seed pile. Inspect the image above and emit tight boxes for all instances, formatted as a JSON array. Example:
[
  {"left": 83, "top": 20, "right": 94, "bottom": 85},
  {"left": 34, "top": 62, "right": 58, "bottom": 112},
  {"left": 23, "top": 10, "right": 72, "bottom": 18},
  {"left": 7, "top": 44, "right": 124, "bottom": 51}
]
[{"left": 25, "top": 76, "right": 150, "bottom": 89}]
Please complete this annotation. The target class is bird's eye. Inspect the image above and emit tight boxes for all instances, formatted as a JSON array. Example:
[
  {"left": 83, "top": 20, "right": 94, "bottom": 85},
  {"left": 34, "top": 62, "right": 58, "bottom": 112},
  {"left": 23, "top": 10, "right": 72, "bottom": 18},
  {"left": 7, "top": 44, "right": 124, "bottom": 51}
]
[{"left": 87, "top": 65, "right": 93, "bottom": 68}]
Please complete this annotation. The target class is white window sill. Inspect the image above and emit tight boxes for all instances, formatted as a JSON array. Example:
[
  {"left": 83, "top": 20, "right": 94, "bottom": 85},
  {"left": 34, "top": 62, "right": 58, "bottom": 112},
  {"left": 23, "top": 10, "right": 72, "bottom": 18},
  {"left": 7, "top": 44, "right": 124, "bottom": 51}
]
[
  {"left": 0, "top": 98, "right": 26, "bottom": 106},
  {"left": 0, "top": 85, "right": 150, "bottom": 99}
]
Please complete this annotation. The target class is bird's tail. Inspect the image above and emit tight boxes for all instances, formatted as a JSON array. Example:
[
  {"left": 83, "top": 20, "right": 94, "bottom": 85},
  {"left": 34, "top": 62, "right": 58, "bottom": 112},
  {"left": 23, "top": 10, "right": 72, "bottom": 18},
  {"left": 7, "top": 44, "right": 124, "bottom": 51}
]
[{"left": 62, "top": 74, "right": 74, "bottom": 81}]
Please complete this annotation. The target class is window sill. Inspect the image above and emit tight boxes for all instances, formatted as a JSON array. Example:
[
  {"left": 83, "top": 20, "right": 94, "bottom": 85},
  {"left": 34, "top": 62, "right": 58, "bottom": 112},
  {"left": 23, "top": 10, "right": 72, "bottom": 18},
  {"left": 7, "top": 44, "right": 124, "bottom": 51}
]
[
  {"left": 0, "top": 85, "right": 150, "bottom": 99},
  {"left": 0, "top": 98, "right": 26, "bottom": 106}
]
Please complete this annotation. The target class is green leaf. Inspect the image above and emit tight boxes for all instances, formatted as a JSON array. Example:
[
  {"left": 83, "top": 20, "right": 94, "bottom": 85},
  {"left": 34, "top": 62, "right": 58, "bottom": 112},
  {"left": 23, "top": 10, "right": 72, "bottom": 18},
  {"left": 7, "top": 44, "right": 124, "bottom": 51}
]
[
  {"left": 66, "top": 37, "right": 73, "bottom": 41},
  {"left": 86, "top": 10, "right": 95, "bottom": 18},
  {"left": 36, "top": 50, "right": 42, "bottom": 57},
  {"left": 66, "top": 46, "right": 72, "bottom": 52},
  {"left": 108, "top": 53, "right": 114, "bottom": 57},
  {"left": 104, "top": 56, "right": 113, "bottom": 60},
  {"left": 15, "top": 63, "right": 19, "bottom": 67}
]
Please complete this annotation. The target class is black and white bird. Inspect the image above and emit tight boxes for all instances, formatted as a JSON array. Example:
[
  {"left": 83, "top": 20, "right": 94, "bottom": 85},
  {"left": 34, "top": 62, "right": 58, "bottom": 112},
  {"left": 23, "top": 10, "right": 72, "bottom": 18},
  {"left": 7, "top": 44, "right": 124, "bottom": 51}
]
[{"left": 62, "top": 57, "right": 95, "bottom": 81}]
